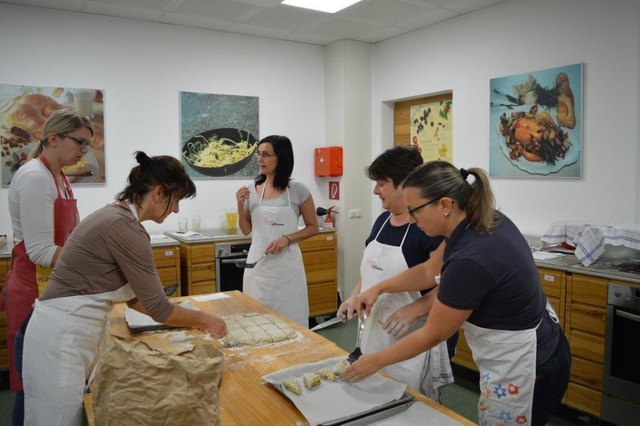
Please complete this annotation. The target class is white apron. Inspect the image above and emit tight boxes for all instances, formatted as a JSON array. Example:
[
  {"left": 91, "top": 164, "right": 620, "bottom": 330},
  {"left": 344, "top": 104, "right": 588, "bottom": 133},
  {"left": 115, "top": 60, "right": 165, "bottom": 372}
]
[
  {"left": 23, "top": 284, "right": 135, "bottom": 426},
  {"left": 462, "top": 302, "right": 558, "bottom": 425},
  {"left": 360, "top": 216, "right": 452, "bottom": 396},
  {"left": 243, "top": 186, "right": 308, "bottom": 326}
]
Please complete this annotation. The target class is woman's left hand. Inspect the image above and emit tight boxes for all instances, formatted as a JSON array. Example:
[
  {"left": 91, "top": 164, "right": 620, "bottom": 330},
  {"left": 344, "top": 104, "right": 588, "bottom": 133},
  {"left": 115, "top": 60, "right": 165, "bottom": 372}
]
[
  {"left": 341, "top": 354, "right": 382, "bottom": 383},
  {"left": 266, "top": 236, "right": 289, "bottom": 254},
  {"left": 355, "top": 287, "right": 381, "bottom": 318}
]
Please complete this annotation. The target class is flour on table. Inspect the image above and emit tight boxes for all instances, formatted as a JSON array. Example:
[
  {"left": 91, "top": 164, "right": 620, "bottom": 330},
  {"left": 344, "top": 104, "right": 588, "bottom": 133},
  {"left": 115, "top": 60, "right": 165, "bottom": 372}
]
[{"left": 222, "top": 313, "right": 297, "bottom": 347}]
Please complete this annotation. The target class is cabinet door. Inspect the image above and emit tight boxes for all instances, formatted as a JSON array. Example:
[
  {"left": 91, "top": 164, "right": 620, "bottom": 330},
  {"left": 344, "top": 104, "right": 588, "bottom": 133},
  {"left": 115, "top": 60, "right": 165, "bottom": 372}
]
[
  {"left": 181, "top": 243, "right": 215, "bottom": 296},
  {"left": 153, "top": 246, "right": 180, "bottom": 297},
  {"left": 300, "top": 233, "right": 337, "bottom": 317},
  {"left": 537, "top": 267, "right": 566, "bottom": 330}
]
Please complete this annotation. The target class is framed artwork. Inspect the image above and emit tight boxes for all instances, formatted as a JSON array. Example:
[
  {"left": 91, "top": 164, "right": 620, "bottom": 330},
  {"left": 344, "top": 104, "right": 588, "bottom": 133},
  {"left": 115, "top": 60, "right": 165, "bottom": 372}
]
[
  {"left": 0, "top": 84, "right": 105, "bottom": 186},
  {"left": 410, "top": 100, "right": 452, "bottom": 162},
  {"left": 489, "top": 63, "right": 583, "bottom": 178},
  {"left": 180, "top": 92, "right": 259, "bottom": 179}
]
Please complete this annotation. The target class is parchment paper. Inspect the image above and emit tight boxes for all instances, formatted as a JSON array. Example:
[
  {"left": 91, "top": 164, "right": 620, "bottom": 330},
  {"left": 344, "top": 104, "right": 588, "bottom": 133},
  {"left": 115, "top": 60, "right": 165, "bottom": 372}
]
[
  {"left": 263, "top": 356, "right": 406, "bottom": 426},
  {"left": 368, "top": 401, "right": 463, "bottom": 425}
]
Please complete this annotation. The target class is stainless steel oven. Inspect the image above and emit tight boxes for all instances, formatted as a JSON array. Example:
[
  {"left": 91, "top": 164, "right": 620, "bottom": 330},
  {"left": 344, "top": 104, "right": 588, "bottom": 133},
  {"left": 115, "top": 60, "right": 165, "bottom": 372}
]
[
  {"left": 602, "top": 282, "right": 640, "bottom": 425},
  {"left": 215, "top": 241, "right": 251, "bottom": 293}
]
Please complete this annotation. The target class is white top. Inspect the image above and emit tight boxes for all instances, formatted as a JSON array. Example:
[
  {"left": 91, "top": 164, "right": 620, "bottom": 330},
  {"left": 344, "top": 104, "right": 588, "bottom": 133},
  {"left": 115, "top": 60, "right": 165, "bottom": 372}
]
[
  {"left": 8, "top": 158, "right": 61, "bottom": 266},
  {"left": 244, "top": 180, "right": 311, "bottom": 216}
]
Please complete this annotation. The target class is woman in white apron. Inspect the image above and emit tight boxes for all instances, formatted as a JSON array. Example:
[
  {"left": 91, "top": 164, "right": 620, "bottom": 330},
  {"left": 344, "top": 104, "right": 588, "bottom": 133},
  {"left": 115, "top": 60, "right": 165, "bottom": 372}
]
[
  {"left": 236, "top": 135, "right": 319, "bottom": 326},
  {"left": 337, "top": 146, "right": 452, "bottom": 399},
  {"left": 343, "top": 162, "right": 571, "bottom": 426},
  {"left": 22, "top": 152, "right": 228, "bottom": 425}
]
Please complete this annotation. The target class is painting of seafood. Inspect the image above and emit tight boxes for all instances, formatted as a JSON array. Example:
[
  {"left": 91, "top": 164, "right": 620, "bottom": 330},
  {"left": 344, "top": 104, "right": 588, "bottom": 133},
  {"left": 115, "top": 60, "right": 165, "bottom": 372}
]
[{"left": 489, "top": 63, "right": 582, "bottom": 178}]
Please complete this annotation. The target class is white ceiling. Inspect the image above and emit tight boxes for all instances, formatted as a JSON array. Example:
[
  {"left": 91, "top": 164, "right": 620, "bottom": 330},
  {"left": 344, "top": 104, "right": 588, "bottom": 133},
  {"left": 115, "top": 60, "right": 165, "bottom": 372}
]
[{"left": 1, "top": 0, "right": 510, "bottom": 45}]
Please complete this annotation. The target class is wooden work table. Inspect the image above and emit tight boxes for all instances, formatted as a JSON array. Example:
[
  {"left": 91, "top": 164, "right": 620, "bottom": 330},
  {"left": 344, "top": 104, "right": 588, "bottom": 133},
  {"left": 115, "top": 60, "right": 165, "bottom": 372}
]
[{"left": 85, "top": 291, "right": 472, "bottom": 425}]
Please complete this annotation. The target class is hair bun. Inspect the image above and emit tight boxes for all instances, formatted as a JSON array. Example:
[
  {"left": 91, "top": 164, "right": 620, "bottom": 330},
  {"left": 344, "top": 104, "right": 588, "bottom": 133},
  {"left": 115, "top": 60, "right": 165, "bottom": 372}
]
[{"left": 135, "top": 151, "right": 151, "bottom": 169}]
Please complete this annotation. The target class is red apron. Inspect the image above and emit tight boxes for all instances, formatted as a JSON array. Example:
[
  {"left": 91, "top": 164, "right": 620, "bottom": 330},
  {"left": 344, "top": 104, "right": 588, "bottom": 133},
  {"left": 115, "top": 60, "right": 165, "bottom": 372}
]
[{"left": 5, "top": 156, "right": 79, "bottom": 391}]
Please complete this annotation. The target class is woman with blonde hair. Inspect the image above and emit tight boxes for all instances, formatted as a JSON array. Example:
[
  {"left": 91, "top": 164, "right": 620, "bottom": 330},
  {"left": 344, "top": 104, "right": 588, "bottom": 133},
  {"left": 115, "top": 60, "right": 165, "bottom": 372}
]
[
  {"left": 344, "top": 161, "right": 571, "bottom": 426},
  {"left": 4, "top": 109, "right": 93, "bottom": 424}
]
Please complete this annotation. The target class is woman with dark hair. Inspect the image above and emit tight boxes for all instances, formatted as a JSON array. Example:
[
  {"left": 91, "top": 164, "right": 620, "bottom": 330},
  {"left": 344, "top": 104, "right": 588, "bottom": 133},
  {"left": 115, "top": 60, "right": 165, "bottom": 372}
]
[
  {"left": 21, "top": 152, "right": 227, "bottom": 425},
  {"left": 337, "top": 146, "right": 453, "bottom": 400},
  {"left": 343, "top": 161, "right": 571, "bottom": 426},
  {"left": 235, "top": 136, "right": 319, "bottom": 326}
]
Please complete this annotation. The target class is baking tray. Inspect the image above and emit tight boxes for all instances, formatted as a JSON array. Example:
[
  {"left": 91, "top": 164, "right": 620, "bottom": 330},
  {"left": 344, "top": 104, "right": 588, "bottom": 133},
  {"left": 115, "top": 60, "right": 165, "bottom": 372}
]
[{"left": 318, "top": 392, "right": 414, "bottom": 426}]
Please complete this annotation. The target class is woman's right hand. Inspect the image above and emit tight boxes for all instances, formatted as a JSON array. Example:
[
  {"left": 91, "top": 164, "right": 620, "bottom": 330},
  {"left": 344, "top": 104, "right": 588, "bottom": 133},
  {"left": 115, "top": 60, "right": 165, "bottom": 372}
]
[
  {"left": 199, "top": 314, "right": 228, "bottom": 339},
  {"left": 236, "top": 186, "right": 250, "bottom": 207},
  {"left": 355, "top": 287, "right": 381, "bottom": 318}
]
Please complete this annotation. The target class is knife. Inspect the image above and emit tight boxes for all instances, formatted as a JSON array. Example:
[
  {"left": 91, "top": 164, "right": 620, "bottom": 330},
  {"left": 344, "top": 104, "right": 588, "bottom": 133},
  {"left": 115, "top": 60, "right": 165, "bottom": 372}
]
[{"left": 310, "top": 315, "right": 347, "bottom": 331}]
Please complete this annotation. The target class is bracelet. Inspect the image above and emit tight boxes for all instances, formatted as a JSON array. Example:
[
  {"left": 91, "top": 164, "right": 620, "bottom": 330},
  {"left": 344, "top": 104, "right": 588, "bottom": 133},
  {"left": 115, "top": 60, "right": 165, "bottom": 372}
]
[{"left": 283, "top": 234, "right": 291, "bottom": 246}]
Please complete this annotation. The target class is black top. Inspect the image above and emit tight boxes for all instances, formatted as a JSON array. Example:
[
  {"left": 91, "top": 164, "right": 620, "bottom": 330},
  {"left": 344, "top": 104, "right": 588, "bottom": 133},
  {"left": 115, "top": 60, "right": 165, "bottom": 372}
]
[
  {"left": 438, "top": 214, "right": 559, "bottom": 365},
  {"left": 365, "top": 211, "right": 444, "bottom": 267}
]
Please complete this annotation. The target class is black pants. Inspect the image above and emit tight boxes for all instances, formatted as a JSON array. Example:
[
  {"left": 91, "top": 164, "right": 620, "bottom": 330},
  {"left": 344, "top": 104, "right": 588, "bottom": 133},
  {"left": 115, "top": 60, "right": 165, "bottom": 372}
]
[{"left": 532, "top": 329, "right": 571, "bottom": 426}]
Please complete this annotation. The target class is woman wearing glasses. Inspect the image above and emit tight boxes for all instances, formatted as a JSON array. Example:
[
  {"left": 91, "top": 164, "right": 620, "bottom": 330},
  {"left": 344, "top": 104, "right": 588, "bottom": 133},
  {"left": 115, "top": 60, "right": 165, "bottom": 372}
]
[
  {"left": 235, "top": 135, "right": 319, "bottom": 326},
  {"left": 22, "top": 152, "right": 227, "bottom": 425},
  {"left": 4, "top": 109, "right": 93, "bottom": 423},
  {"left": 337, "top": 146, "right": 453, "bottom": 400},
  {"left": 344, "top": 161, "right": 570, "bottom": 426}
]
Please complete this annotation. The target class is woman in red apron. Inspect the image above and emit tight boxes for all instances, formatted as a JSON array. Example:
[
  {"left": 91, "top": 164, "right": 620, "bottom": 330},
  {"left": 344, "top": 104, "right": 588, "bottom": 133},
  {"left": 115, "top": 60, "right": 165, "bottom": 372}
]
[{"left": 4, "top": 109, "right": 94, "bottom": 424}]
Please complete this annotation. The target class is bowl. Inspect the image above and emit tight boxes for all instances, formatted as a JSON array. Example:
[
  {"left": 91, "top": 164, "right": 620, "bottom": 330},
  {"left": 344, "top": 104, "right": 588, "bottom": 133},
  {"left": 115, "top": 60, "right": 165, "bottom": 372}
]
[{"left": 182, "top": 128, "right": 257, "bottom": 177}]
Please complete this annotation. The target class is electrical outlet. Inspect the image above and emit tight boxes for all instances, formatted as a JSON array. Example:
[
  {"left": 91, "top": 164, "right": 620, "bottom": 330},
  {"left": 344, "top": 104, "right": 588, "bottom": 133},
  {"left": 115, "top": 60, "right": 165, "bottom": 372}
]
[{"left": 348, "top": 209, "right": 362, "bottom": 218}]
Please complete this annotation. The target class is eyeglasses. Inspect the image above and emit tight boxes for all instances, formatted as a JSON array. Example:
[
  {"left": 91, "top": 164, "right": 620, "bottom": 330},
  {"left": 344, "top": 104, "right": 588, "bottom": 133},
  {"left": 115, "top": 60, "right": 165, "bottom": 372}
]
[
  {"left": 256, "top": 151, "right": 276, "bottom": 159},
  {"left": 62, "top": 134, "right": 91, "bottom": 149},
  {"left": 407, "top": 198, "right": 439, "bottom": 218}
]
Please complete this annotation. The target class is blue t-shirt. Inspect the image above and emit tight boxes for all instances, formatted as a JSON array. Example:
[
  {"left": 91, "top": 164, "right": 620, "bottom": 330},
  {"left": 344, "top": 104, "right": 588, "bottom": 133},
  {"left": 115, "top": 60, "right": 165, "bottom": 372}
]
[
  {"left": 365, "top": 211, "right": 444, "bottom": 267},
  {"left": 438, "top": 214, "right": 559, "bottom": 365}
]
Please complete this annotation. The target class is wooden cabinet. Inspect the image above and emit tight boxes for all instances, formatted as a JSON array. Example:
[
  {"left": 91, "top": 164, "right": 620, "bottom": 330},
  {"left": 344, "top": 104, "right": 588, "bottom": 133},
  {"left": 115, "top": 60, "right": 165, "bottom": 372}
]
[
  {"left": 179, "top": 243, "right": 215, "bottom": 296},
  {"left": 0, "top": 258, "right": 9, "bottom": 370},
  {"left": 538, "top": 268, "right": 566, "bottom": 330},
  {"left": 152, "top": 245, "right": 181, "bottom": 297},
  {"left": 300, "top": 232, "right": 338, "bottom": 316},
  {"left": 564, "top": 273, "right": 607, "bottom": 417}
]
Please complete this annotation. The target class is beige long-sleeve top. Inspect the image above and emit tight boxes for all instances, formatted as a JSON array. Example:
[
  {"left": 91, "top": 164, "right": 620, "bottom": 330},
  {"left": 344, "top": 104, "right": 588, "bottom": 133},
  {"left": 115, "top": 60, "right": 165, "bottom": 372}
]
[{"left": 41, "top": 203, "right": 173, "bottom": 322}]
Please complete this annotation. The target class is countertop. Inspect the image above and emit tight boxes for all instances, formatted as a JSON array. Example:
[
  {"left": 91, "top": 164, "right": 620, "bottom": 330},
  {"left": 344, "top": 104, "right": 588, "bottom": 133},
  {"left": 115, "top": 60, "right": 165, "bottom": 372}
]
[
  {"left": 84, "top": 291, "right": 473, "bottom": 426},
  {"left": 533, "top": 252, "right": 640, "bottom": 284},
  {"left": 164, "top": 226, "right": 335, "bottom": 244}
]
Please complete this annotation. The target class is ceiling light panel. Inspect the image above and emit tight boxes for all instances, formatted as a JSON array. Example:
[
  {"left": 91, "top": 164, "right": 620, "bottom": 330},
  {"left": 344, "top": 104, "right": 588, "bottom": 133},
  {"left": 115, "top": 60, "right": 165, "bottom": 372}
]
[{"left": 282, "top": 0, "right": 363, "bottom": 14}]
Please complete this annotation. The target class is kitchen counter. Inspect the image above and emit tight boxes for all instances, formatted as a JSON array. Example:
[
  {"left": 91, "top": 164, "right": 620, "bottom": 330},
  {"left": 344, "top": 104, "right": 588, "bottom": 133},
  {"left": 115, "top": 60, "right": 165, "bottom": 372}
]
[
  {"left": 84, "top": 291, "right": 472, "bottom": 425},
  {"left": 165, "top": 226, "right": 335, "bottom": 244},
  {"left": 533, "top": 252, "right": 640, "bottom": 284}
]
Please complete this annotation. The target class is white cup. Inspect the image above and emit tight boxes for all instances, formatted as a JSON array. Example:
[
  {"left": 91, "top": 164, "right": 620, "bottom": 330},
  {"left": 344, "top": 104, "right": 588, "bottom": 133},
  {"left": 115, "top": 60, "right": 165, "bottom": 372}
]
[
  {"left": 178, "top": 217, "right": 188, "bottom": 233},
  {"left": 192, "top": 215, "right": 202, "bottom": 232}
]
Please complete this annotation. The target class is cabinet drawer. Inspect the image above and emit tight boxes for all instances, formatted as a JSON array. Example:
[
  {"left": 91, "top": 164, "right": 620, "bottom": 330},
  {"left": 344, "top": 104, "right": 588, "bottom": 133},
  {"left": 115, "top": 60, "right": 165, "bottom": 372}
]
[
  {"left": 191, "top": 263, "right": 215, "bottom": 282},
  {"left": 566, "top": 382, "right": 601, "bottom": 417},
  {"left": 308, "top": 282, "right": 337, "bottom": 316},
  {"left": 157, "top": 267, "right": 179, "bottom": 285},
  {"left": 299, "top": 233, "right": 336, "bottom": 252},
  {"left": 570, "top": 275, "right": 607, "bottom": 308},
  {"left": 570, "top": 356, "right": 603, "bottom": 390},
  {"left": 153, "top": 247, "right": 179, "bottom": 268},
  {"left": 303, "top": 251, "right": 337, "bottom": 285},
  {"left": 190, "top": 281, "right": 216, "bottom": 295},
  {"left": 189, "top": 244, "right": 215, "bottom": 264},
  {"left": 538, "top": 268, "right": 563, "bottom": 298},
  {"left": 569, "top": 329, "right": 605, "bottom": 363},
  {"left": 547, "top": 296, "right": 561, "bottom": 320},
  {"left": 570, "top": 303, "right": 606, "bottom": 336}
]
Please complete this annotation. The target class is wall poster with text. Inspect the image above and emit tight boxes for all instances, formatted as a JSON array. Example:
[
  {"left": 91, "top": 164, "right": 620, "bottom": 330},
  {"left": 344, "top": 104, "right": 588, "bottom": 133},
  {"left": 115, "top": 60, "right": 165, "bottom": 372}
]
[
  {"left": 180, "top": 92, "right": 259, "bottom": 179},
  {"left": 490, "top": 63, "right": 583, "bottom": 178},
  {"left": 1, "top": 84, "right": 105, "bottom": 186}
]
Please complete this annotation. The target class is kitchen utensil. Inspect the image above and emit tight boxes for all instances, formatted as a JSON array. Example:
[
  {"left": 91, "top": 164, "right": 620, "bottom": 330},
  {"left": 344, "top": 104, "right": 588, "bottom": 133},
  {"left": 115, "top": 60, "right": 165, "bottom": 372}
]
[
  {"left": 241, "top": 253, "right": 268, "bottom": 269},
  {"left": 310, "top": 315, "right": 346, "bottom": 332},
  {"left": 348, "top": 314, "right": 367, "bottom": 363}
]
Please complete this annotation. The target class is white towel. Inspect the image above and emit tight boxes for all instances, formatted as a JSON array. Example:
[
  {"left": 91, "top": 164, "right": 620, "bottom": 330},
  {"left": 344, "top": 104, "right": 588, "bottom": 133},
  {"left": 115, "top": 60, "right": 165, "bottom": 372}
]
[
  {"left": 574, "top": 224, "right": 640, "bottom": 266},
  {"left": 419, "top": 340, "right": 454, "bottom": 401}
]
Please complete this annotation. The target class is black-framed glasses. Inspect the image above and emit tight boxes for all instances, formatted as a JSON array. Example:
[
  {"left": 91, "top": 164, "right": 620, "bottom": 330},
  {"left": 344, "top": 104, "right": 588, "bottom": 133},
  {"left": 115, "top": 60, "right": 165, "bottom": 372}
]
[
  {"left": 407, "top": 198, "right": 439, "bottom": 218},
  {"left": 255, "top": 151, "right": 276, "bottom": 158},
  {"left": 62, "top": 134, "right": 91, "bottom": 149}
]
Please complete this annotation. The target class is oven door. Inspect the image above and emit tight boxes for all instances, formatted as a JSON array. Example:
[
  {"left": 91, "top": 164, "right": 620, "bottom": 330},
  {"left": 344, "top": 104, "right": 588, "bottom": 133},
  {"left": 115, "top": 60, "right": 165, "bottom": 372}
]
[{"left": 215, "top": 254, "right": 247, "bottom": 293}]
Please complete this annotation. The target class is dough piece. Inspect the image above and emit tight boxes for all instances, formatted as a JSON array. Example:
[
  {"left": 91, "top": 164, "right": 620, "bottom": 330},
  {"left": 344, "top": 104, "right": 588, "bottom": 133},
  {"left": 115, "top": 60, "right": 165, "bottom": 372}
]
[
  {"left": 225, "top": 320, "right": 242, "bottom": 331},
  {"left": 253, "top": 330, "right": 273, "bottom": 345},
  {"left": 277, "top": 324, "right": 297, "bottom": 339},
  {"left": 332, "top": 358, "right": 350, "bottom": 377},
  {"left": 251, "top": 315, "right": 271, "bottom": 325},
  {"left": 244, "top": 325, "right": 263, "bottom": 335},
  {"left": 303, "top": 373, "right": 321, "bottom": 390},
  {"left": 316, "top": 367, "right": 335, "bottom": 382},
  {"left": 264, "top": 327, "right": 286, "bottom": 342},
  {"left": 236, "top": 316, "right": 255, "bottom": 327},
  {"left": 221, "top": 314, "right": 297, "bottom": 346},
  {"left": 222, "top": 329, "right": 255, "bottom": 347},
  {"left": 281, "top": 377, "right": 301, "bottom": 396}
]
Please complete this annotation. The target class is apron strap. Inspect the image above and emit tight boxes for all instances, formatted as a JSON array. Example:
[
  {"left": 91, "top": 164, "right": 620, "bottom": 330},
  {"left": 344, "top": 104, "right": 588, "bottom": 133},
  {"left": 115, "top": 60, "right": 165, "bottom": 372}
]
[{"left": 373, "top": 215, "right": 411, "bottom": 248}]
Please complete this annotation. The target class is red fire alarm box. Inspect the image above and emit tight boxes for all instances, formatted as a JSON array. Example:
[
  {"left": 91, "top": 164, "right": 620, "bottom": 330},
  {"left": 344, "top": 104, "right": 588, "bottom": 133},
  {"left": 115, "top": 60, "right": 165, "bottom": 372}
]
[{"left": 314, "top": 146, "right": 343, "bottom": 177}]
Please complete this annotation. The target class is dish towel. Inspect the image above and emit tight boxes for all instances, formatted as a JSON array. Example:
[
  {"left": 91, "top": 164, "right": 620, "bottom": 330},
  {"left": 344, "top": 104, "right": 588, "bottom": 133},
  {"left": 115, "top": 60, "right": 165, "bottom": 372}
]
[
  {"left": 419, "top": 340, "right": 454, "bottom": 402},
  {"left": 541, "top": 220, "right": 601, "bottom": 246},
  {"left": 574, "top": 224, "right": 640, "bottom": 266}
]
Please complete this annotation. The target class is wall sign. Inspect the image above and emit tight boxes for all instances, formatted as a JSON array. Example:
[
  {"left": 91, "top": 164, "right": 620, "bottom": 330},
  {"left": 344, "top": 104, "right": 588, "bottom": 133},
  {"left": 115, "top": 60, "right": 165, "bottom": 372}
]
[{"left": 329, "top": 181, "right": 340, "bottom": 200}]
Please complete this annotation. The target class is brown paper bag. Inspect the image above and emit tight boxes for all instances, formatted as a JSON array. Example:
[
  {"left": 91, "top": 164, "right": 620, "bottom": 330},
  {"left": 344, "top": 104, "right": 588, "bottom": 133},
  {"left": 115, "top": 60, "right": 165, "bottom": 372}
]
[{"left": 91, "top": 333, "right": 224, "bottom": 426}]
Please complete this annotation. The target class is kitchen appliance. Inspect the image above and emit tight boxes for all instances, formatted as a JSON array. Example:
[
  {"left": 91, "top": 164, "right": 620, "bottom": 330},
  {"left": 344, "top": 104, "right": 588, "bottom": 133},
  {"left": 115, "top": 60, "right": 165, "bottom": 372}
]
[
  {"left": 601, "top": 282, "right": 640, "bottom": 425},
  {"left": 215, "top": 241, "right": 251, "bottom": 293}
]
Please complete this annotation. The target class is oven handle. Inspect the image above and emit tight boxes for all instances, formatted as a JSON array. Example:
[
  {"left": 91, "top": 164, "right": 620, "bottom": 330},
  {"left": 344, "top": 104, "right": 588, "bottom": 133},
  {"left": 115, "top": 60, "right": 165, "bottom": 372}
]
[
  {"left": 616, "top": 309, "right": 640, "bottom": 323},
  {"left": 219, "top": 258, "right": 248, "bottom": 264}
]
